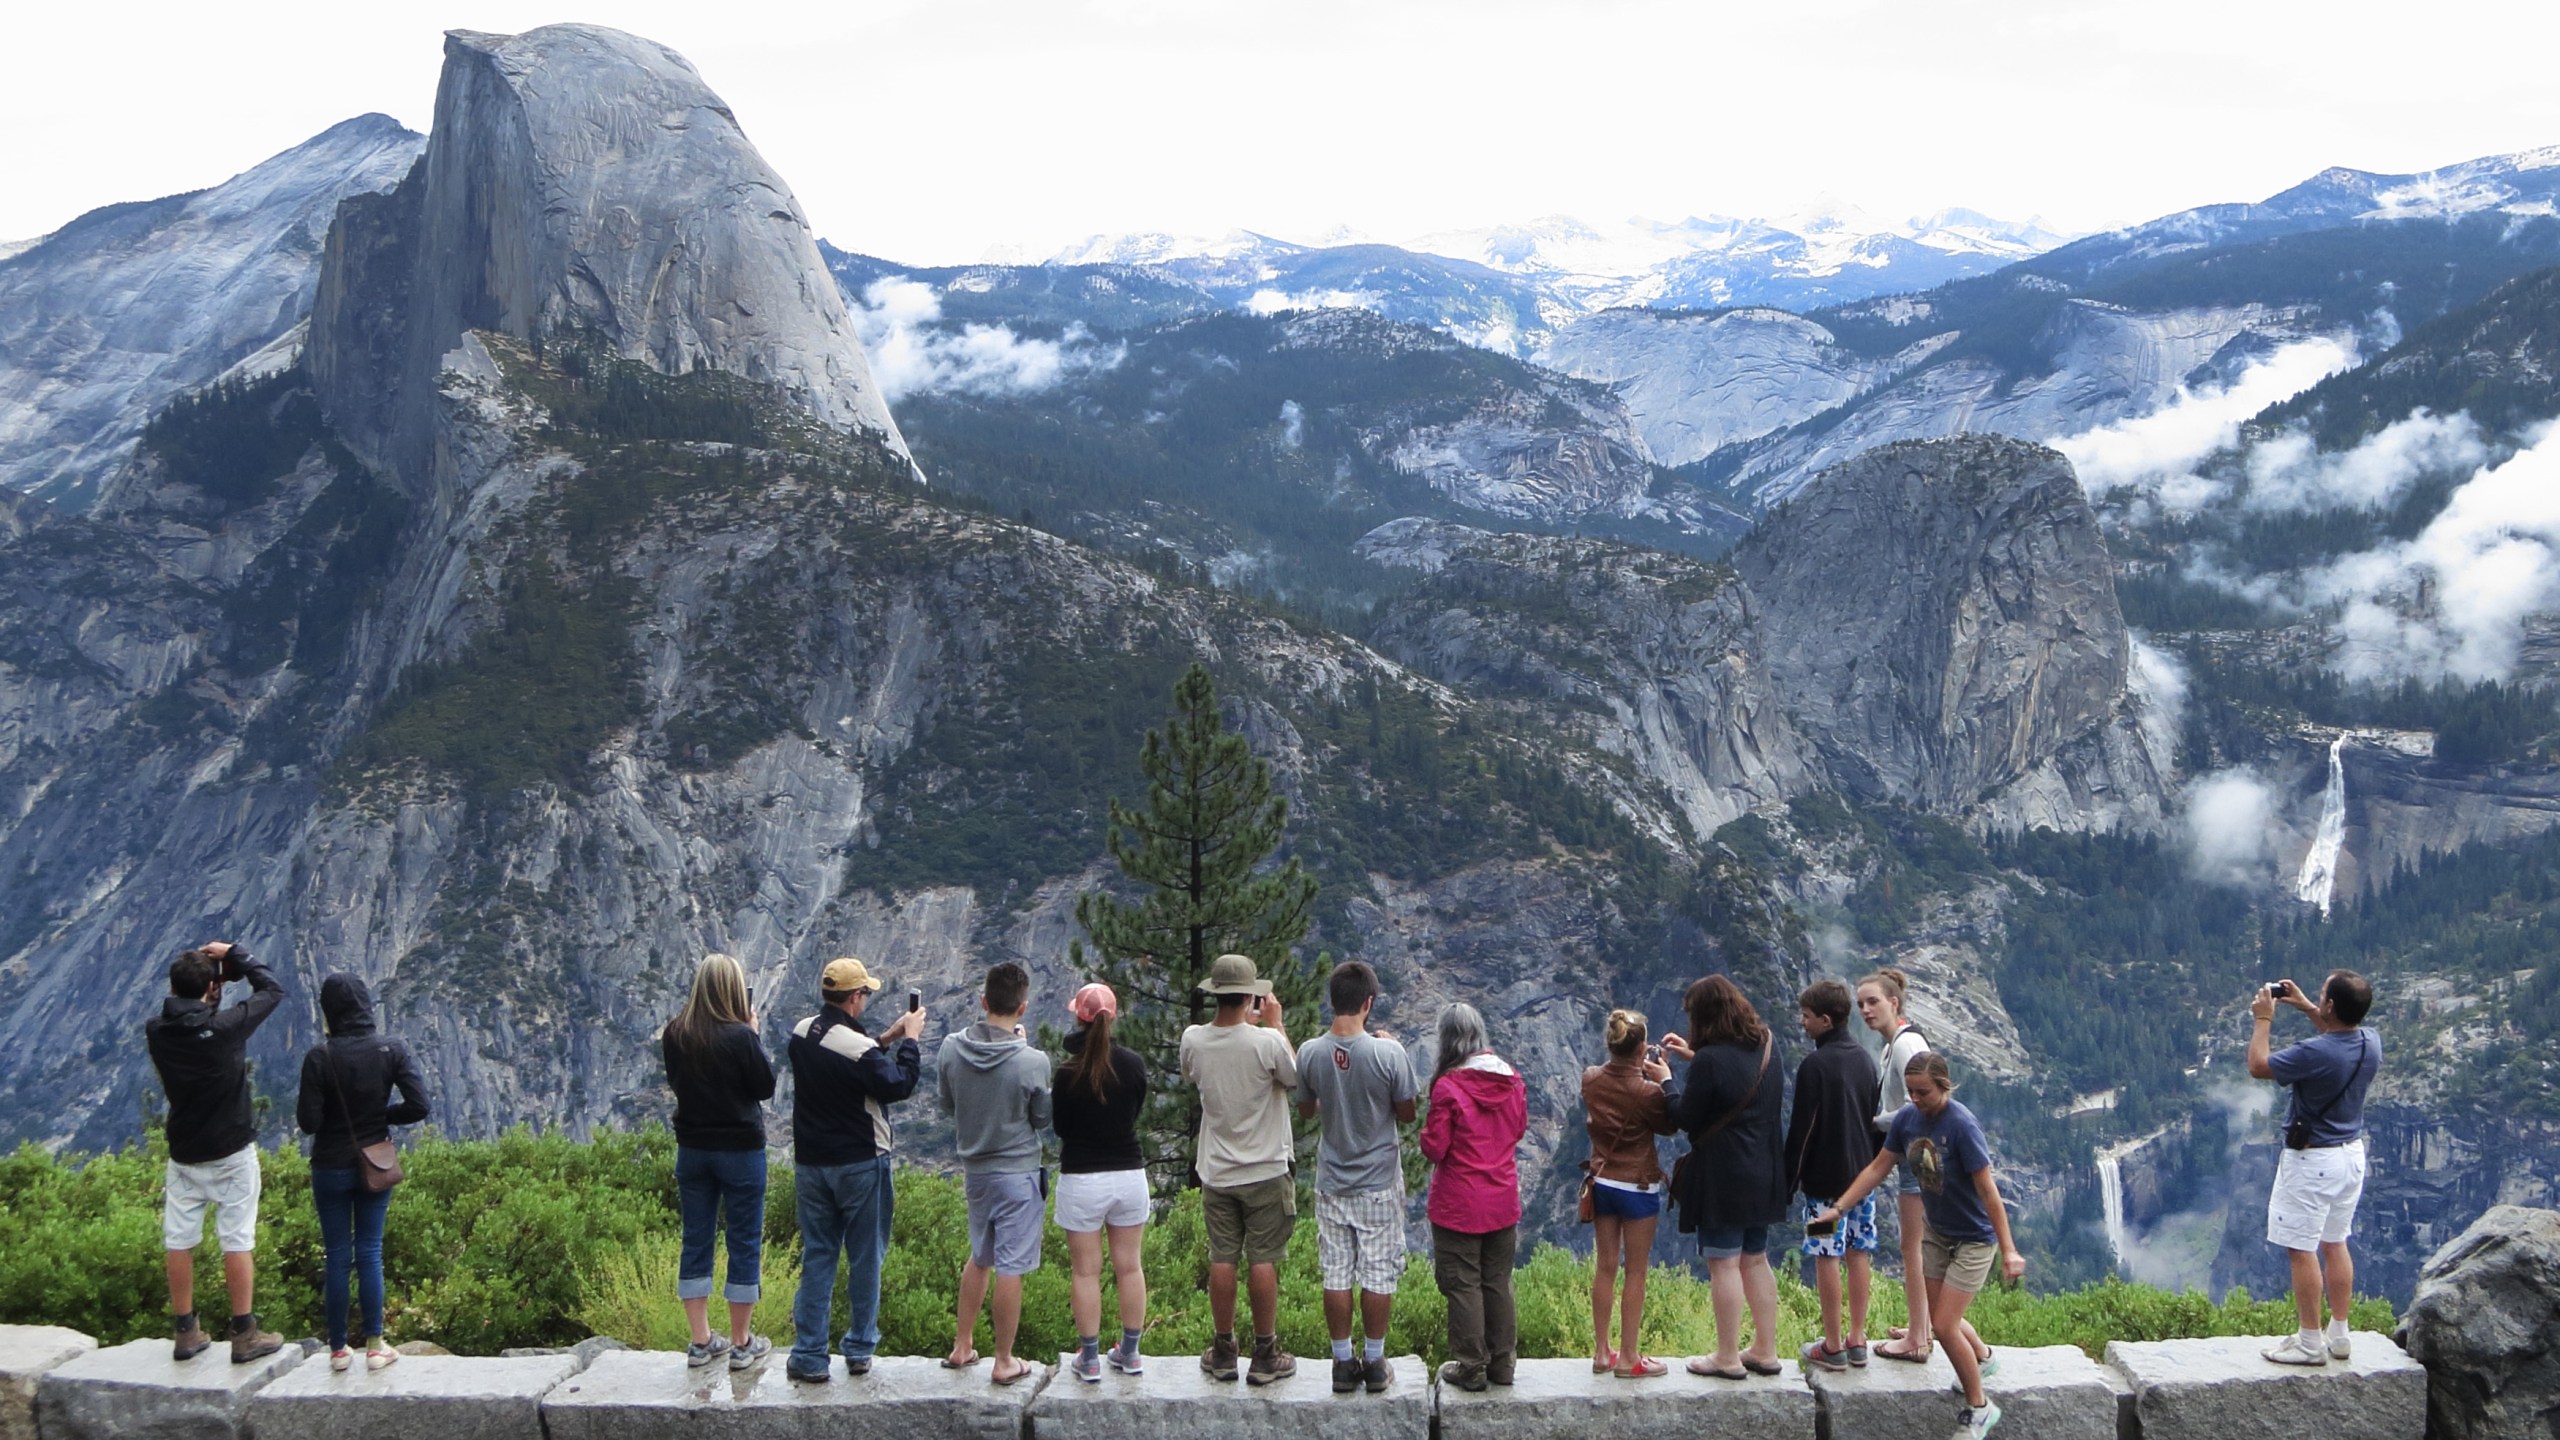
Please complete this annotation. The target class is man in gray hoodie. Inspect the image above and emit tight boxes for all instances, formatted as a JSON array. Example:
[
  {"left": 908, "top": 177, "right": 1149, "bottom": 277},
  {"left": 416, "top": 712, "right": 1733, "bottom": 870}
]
[{"left": 937, "top": 962, "right": 1053, "bottom": 1385}]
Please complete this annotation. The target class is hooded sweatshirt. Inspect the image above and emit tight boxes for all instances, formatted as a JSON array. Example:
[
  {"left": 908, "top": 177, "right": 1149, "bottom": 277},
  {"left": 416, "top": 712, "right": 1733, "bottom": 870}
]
[
  {"left": 297, "top": 975, "right": 432, "bottom": 1170},
  {"left": 145, "top": 952, "right": 285, "bottom": 1164},
  {"left": 937, "top": 1021, "right": 1054, "bottom": 1175},
  {"left": 1420, "top": 1052, "right": 1527, "bottom": 1234}
]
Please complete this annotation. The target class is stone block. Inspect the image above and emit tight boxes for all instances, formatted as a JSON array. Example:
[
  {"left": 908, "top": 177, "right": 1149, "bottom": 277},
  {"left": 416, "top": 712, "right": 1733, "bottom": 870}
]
[
  {"left": 1028, "top": 1352, "right": 1430, "bottom": 1440},
  {"left": 1434, "top": 1357, "right": 1814, "bottom": 1440},
  {"left": 2104, "top": 1333, "right": 2426, "bottom": 1440},
  {"left": 35, "top": 1336, "right": 301, "bottom": 1440},
  {"left": 0, "top": 1325, "right": 94, "bottom": 1440},
  {"left": 542, "top": 1350, "right": 1044, "bottom": 1440},
  {"left": 247, "top": 1353, "right": 581, "bottom": 1440},
  {"left": 1808, "top": 1344, "right": 2116, "bottom": 1440}
]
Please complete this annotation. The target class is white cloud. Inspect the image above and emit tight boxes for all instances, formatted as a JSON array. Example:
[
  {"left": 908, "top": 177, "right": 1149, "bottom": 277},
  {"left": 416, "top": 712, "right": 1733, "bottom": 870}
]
[
  {"left": 2241, "top": 409, "right": 2486, "bottom": 513},
  {"left": 848, "top": 276, "right": 1123, "bottom": 403},
  {"left": 1278, "top": 399, "right": 1305, "bottom": 449},
  {"left": 1244, "top": 287, "right": 1374, "bottom": 315},
  {"left": 2182, "top": 768, "right": 2279, "bottom": 885},
  {"left": 2059, "top": 335, "right": 2359, "bottom": 508}
]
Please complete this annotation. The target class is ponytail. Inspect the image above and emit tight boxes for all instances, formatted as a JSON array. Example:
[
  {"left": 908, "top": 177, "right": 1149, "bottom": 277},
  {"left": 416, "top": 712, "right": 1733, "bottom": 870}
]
[{"left": 1071, "top": 1010, "right": 1119, "bottom": 1103}]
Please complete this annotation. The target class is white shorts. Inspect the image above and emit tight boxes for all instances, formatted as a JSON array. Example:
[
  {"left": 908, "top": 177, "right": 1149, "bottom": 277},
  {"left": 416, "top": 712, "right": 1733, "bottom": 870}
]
[
  {"left": 165, "top": 1146, "right": 262, "bottom": 1252},
  {"left": 2266, "top": 1137, "right": 2366, "bottom": 1252},
  {"left": 1316, "top": 1186, "right": 1406, "bottom": 1294},
  {"left": 1053, "top": 1169, "right": 1150, "bottom": 1232}
]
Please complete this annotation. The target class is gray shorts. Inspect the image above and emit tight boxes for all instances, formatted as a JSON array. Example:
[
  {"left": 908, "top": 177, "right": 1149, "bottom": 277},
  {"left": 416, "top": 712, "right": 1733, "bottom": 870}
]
[{"left": 966, "top": 1170, "right": 1046, "bottom": 1276}]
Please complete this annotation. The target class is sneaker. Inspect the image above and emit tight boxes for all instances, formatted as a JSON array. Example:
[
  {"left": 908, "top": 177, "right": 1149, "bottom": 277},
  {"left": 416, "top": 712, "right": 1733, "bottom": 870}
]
[
  {"left": 687, "top": 1335, "right": 733, "bottom": 1369},
  {"left": 727, "top": 1335, "right": 771, "bottom": 1372},
  {"left": 364, "top": 1340, "right": 398, "bottom": 1373},
  {"left": 228, "top": 1319, "right": 283, "bottom": 1366},
  {"left": 1957, "top": 1401, "right": 2003, "bottom": 1439},
  {"left": 1108, "top": 1342, "right": 1144, "bottom": 1376},
  {"left": 1200, "top": 1333, "right": 1238, "bottom": 1381},
  {"left": 841, "top": 1357, "right": 872, "bottom": 1377},
  {"left": 330, "top": 1349, "right": 354, "bottom": 1373},
  {"left": 2261, "top": 1334, "right": 2329, "bottom": 1367},
  {"left": 1331, "top": 1356, "right": 1360, "bottom": 1394},
  {"left": 172, "top": 1319, "right": 211, "bottom": 1363},
  {"left": 2328, "top": 1330, "right": 2353, "bottom": 1361},
  {"left": 1073, "top": 1349, "right": 1103, "bottom": 1384},
  {"left": 1438, "top": 1360, "right": 1489, "bottom": 1393},
  {"left": 1802, "top": 1338, "right": 1851, "bottom": 1372},
  {"left": 1362, "top": 1354, "right": 1395, "bottom": 1393},
  {"left": 1847, "top": 1342, "right": 1870, "bottom": 1367},
  {"left": 1248, "top": 1337, "right": 1297, "bottom": 1386},
  {"left": 787, "top": 1364, "right": 831, "bottom": 1384}
]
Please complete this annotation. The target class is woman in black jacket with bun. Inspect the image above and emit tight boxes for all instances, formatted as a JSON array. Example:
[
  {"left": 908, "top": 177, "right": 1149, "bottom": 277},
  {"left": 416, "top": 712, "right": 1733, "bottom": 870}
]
[{"left": 297, "top": 974, "right": 431, "bottom": 1373}]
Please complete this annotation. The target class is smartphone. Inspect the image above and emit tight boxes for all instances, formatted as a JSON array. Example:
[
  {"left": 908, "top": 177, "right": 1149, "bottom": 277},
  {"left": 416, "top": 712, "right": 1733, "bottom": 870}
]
[
  {"left": 907, "top": 988, "right": 922, "bottom": 1014},
  {"left": 1807, "top": 1217, "right": 1839, "bottom": 1238}
]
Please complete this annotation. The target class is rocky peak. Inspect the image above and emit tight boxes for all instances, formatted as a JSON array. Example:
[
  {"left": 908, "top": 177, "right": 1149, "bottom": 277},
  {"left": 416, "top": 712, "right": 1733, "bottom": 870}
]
[{"left": 308, "top": 24, "right": 907, "bottom": 492}]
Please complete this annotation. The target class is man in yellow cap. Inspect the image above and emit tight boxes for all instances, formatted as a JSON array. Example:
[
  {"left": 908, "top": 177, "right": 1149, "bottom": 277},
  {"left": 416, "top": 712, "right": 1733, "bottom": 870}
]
[{"left": 785, "top": 958, "right": 927, "bottom": 1383}]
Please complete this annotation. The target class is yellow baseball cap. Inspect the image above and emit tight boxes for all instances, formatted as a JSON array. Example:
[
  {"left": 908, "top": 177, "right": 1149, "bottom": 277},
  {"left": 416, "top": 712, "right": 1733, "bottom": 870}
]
[{"left": 821, "top": 957, "right": 881, "bottom": 994}]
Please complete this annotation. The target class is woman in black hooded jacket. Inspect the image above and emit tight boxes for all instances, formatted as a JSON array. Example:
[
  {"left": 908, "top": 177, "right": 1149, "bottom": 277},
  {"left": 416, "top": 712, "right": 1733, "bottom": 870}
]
[{"left": 297, "top": 974, "right": 431, "bottom": 1372}]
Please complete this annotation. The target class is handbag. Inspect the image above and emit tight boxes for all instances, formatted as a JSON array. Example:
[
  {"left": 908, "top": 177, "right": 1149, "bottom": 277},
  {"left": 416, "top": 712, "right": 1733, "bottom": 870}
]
[
  {"left": 1576, "top": 1160, "right": 1598, "bottom": 1224},
  {"left": 1668, "top": 1031, "right": 1774, "bottom": 1221},
  {"left": 325, "top": 1043, "right": 404, "bottom": 1192}
]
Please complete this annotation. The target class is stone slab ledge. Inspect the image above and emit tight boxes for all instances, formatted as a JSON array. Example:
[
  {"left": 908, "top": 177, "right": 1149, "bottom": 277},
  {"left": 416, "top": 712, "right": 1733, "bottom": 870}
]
[
  {"left": 1027, "top": 1351, "right": 1429, "bottom": 1439},
  {"left": 2104, "top": 1332, "right": 2427, "bottom": 1440}
]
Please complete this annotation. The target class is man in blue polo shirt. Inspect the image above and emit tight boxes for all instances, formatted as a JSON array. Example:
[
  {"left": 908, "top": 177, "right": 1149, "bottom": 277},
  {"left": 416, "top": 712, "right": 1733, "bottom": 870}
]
[{"left": 2248, "top": 969, "right": 2380, "bottom": 1367}]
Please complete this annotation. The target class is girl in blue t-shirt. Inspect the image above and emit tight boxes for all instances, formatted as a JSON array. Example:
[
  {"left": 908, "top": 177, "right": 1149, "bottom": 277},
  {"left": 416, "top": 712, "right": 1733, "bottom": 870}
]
[{"left": 1815, "top": 1052, "right": 2024, "bottom": 1440}]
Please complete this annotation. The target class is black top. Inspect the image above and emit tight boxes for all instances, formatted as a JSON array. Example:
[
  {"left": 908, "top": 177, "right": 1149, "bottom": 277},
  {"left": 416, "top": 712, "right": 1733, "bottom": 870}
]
[
  {"left": 144, "top": 954, "right": 285, "bottom": 1164},
  {"left": 788, "top": 1007, "right": 922, "bottom": 1167},
  {"left": 1050, "top": 1030, "right": 1148, "bottom": 1174},
  {"left": 297, "top": 975, "right": 432, "bottom": 1169},
  {"left": 662, "top": 1018, "right": 777, "bottom": 1151},
  {"left": 1666, "top": 1034, "right": 1788, "bottom": 1232},
  {"left": 1783, "top": 1024, "right": 1882, "bottom": 1201}
]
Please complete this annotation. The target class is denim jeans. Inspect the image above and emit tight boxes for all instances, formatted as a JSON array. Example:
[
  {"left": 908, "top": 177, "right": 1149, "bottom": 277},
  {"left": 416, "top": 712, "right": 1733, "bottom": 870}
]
[
  {"left": 675, "top": 1146, "right": 766, "bottom": 1303},
  {"left": 791, "top": 1156, "right": 894, "bottom": 1374},
  {"left": 310, "top": 1165, "right": 390, "bottom": 1349}
]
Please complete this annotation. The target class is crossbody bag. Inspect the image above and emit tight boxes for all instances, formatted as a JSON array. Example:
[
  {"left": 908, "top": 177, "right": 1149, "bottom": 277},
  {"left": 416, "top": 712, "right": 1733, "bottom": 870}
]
[
  {"left": 1667, "top": 1031, "right": 1774, "bottom": 1222},
  {"left": 325, "top": 1042, "right": 405, "bottom": 1192}
]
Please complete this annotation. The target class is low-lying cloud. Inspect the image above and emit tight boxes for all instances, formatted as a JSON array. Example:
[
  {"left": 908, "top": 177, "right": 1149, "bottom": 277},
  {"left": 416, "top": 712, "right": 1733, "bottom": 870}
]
[
  {"left": 2242, "top": 409, "right": 2487, "bottom": 513},
  {"left": 2182, "top": 768, "right": 2279, "bottom": 885},
  {"left": 849, "top": 277, "right": 1124, "bottom": 403},
  {"left": 2060, "top": 335, "right": 2359, "bottom": 508}
]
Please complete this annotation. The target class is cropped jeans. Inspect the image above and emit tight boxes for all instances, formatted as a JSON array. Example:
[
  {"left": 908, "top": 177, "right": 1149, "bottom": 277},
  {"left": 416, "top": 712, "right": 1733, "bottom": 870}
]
[
  {"left": 791, "top": 1156, "right": 895, "bottom": 1375},
  {"left": 675, "top": 1146, "right": 766, "bottom": 1304},
  {"left": 310, "top": 1165, "right": 390, "bottom": 1349}
]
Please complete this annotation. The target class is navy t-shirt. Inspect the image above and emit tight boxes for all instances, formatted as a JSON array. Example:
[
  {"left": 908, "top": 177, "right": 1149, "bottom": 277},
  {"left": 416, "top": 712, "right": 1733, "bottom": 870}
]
[
  {"left": 2268, "top": 1027, "right": 2380, "bottom": 1147},
  {"left": 1883, "top": 1098, "right": 1996, "bottom": 1244}
]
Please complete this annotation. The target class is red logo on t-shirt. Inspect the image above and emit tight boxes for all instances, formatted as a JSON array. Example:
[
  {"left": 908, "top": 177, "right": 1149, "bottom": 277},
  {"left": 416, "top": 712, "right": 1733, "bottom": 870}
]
[{"left": 1333, "top": 1046, "right": 1351, "bottom": 1071}]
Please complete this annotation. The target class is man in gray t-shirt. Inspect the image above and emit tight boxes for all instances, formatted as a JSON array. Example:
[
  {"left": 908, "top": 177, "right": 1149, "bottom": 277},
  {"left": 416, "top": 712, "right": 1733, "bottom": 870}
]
[{"left": 1294, "top": 961, "right": 1419, "bottom": 1393}]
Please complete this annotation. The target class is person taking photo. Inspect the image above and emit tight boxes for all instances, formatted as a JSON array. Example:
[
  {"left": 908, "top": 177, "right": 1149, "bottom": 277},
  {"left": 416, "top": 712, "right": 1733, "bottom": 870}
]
[
  {"left": 1580, "top": 1008, "right": 1675, "bottom": 1378},
  {"left": 2249, "top": 970, "right": 2380, "bottom": 1367},
  {"left": 938, "top": 962, "right": 1054, "bottom": 1387},
  {"left": 1181, "top": 953, "right": 1300, "bottom": 1385},
  {"left": 1295, "top": 960, "right": 1419, "bottom": 1394},
  {"left": 785, "top": 958, "right": 926, "bottom": 1383},
  {"left": 144, "top": 939, "right": 285, "bottom": 1364}
]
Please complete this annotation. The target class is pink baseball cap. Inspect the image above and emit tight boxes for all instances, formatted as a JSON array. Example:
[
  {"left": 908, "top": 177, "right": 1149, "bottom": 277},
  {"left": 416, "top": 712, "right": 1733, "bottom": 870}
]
[{"left": 1071, "top": 982, "right": 1118, "bottom": 1023}]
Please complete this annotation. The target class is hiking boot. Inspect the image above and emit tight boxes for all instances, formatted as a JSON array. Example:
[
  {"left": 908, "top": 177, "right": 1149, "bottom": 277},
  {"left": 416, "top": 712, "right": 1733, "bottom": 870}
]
[
  {"left": 1487, "top": 1353, "right": 1514, "bottom": 1387},
  {"left": 1957, "top": 1401, "right": 2003, "bottom": 1439},
  {"left": 1199, "top": 1332, "right": 1239, "bottom": 1381},
  {"left": 1362, "top": 1354, "right": 1395, "bottom": 1393},
  {"left": 1438, "top": 1360, "right": 1489, "bottom": 1393},
  {"left": 2261, "top": 1333, "right": 2328, "bottom": 1367},
  {"left": 227, "top": 1317, "right": 283, "bottom": 1365},
  {"left": 1247, "top": 1336, "right": 1296, "bottom": 1385},
  {"left": 171, "top": 1317, "right": 211, "bottom": 1363},
  {"left": 1331, "top": 1356, "right": 1360, "bottom": 1393}
]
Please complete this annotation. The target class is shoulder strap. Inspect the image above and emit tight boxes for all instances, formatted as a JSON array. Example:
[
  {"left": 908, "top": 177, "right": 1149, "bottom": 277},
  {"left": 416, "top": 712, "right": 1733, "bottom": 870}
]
[
  {"left": 2296, "top": 1030, "right": 2377, "bottom": 1131},
  {"left": 1699, "top": 1032, "right": 1775, "bottom": 1142},
  {"left": 323, "top": 1042, "right": 362, "bottom": 1151}
]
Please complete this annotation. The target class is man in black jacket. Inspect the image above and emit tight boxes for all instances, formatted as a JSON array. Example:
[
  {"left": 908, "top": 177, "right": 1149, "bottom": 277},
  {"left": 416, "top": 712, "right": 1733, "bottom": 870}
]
[
  {"left": 783, "top": 957, "right": 926, "bottom": 1383},
  {"left": 142, "top": 940, "right": 285, "bottom": 1364},
  {"left": 1784, "top": 978, "right": 1883, "bottom": 1371}
]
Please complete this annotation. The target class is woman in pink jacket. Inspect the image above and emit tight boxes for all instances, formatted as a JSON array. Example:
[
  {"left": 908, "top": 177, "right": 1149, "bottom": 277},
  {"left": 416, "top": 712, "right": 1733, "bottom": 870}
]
[{"left": 1420, "top": 1002, "right": 1527, "bottom": 1393}]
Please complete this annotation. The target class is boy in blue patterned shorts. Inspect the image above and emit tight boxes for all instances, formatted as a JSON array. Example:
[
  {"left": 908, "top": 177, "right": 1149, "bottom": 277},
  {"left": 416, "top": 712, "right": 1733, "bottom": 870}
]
[{"left": 1783, "top": 979, "right": 1881, "bottom": 1370}]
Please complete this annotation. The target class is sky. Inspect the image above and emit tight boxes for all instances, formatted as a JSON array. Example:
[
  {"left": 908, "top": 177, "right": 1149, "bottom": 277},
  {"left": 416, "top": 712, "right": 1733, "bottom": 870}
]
[{"left": 7, "top": 0, "right": 2560, "bottom": 263}]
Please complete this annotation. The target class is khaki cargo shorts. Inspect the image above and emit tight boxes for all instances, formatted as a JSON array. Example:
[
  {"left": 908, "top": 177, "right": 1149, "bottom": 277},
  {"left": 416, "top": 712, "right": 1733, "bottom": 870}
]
[
  {"left": 1920, "top": 1227, "right": 1998, "bottom": 1295},
  {"left": 1202, "top": 1175, "right": 1297, "bottom": 1266}
]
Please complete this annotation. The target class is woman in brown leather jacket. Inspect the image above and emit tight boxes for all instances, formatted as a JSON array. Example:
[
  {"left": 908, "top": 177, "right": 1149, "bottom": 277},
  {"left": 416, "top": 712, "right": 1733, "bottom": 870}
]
[{"left": 1581, "top": 1009, "right": 1677, "bottom": 1377}]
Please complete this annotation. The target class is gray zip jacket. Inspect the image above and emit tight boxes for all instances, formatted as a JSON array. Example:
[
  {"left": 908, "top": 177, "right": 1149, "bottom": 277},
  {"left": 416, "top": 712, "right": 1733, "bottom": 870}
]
[{"left": 936, "top": 1021, "right": 1054, "bottom": 1174}]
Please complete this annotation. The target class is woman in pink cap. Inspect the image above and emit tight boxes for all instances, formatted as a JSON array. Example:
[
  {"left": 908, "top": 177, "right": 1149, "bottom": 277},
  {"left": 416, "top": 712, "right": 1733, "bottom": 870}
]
[{"left": 1051, "top": 981, "right": 1151, "bottom": 1382}]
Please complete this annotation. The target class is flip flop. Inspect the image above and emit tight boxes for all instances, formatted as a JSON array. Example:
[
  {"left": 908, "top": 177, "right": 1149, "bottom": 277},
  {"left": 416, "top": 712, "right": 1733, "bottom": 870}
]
[
  {"left": 1686, "top": 1358, "right": 1749, "bottom": 1381},
  {"left": 990, "top": 1360, "right": 1035, "bottom": 1386},
  {"left": 939, "top": 1350, "right": 980, "bottom": 1369},
  {"left": 1875, "top": 1339, "right": 1932, "bottom": 1363},
  {"left": 1615, "top": 1356, "right": 1668, "bottom": 1378},
  {"left": 1741, "top": 1357, "right": 1783, "bottom": 1376}
]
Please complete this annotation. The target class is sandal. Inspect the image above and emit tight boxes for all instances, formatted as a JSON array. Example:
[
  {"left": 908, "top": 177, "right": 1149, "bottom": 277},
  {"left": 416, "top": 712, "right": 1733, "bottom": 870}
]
[
  {"left": 939, "top": 1349, "right": 981, "bottom": 1369},
  {"left": 1741, "top": 1355, "right": 1783, "bottom": 1376},
  {"left": 1591, "top": 1347, "right": 1617, "bottom": 1374},
  {"left": 1686, "top": 1358, "right": 1750, "bottom": 1381},
  {"left": 991, "top": 1359, "right": 1035, "bottom": 1386},
  {"left": 1875, "top": 1338, "right": 1932, "bottom": 1363},
  {"left": 1615, "top": 1356, "right": 1668, "bottom": 1378}
]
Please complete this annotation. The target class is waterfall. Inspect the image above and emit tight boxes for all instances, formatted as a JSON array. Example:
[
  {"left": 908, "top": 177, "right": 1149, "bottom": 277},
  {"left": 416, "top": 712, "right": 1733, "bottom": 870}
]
[
  {"left": 2294, "top": 736, "right": 2347, "bottom": 917},
  {"left": 2097, "top": 1148, "right": 2127, "bottom": 1268}
]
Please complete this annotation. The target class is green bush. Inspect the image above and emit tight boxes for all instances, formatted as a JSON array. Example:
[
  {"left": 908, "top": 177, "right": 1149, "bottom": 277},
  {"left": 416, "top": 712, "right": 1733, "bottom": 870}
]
[{"left": 0, "top": 1130, "right": 2390, "bottom": 1362}]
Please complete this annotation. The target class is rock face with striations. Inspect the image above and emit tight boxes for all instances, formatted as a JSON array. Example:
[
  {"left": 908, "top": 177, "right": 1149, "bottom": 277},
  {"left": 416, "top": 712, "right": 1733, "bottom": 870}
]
[
  {"left": 1733, "top": 435, "right": 2169, "bottom": 828},
  {"left": 2397, "top": 1204, "right": 2560, "bottom": 1440},
  {"left": 309, "top": 24, "right": 907, "bottom": 489}
]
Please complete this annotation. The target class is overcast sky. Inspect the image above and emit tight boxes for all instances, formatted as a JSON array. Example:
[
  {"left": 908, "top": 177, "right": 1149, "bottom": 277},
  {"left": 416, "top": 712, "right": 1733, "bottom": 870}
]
[{"left": 8, "top": 0, "right": 2559, "bottom": 263}]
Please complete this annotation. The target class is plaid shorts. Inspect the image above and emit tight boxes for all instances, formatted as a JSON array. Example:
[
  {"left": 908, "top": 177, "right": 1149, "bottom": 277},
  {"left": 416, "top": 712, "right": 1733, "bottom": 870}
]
[
  {"left": 1316, "top": 1186, "right": 1406, "bottom": 1294},
  {"left": 1800, "top": 1193, "right": 1879, "bottom": 1258}
]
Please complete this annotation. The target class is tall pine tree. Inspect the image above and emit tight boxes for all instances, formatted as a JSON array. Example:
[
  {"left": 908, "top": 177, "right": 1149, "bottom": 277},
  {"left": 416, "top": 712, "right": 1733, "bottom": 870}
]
[{"left": 1071, "top": 662, "right": 1318, "bottom": 1192}]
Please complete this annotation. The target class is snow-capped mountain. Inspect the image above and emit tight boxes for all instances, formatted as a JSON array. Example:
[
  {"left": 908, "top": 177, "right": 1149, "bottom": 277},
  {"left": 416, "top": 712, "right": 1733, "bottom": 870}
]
[{"left": 0, "top": 114, "right": 423, "bottom": 507}]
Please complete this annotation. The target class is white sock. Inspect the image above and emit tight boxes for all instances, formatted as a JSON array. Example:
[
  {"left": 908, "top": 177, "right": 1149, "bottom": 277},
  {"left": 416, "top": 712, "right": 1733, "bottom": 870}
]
[
  {"left": 1332, "top": 1339, "right": 1354, "bottom": 1362},
  {"left": 1363, "top": 1337, "right": 1385, "bottom": 1362},
  {"left": 2297, "top": 1327, "right": 2322, "bottom": 1347},
  {"left": 2327, "top": 1318, "right": 2349, "bottom": 1339}
]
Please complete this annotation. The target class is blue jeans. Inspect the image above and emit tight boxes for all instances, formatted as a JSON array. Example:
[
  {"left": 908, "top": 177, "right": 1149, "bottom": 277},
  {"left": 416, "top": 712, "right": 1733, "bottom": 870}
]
[
  {"left": 791, "top": 1157, "right": 894, "bottom": 1374},
  {"left": 310, "top": 1166, "right": 390, "bottom": 1349},
  {"left": 676, "top": 1147, "right": 766, "bottom": 1303}
]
